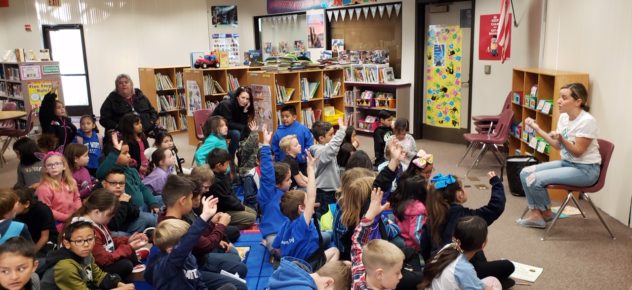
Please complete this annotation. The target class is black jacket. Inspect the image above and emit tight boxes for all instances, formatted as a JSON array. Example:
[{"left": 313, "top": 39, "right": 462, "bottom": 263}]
[
  {"left": 205, "top": 171, "right": 245, "bottom": 212},
  {"left": 373, "top": 125, "right": 392, "bottom": 166},
  {"left": 39, "top": 92, "right": 77, "bottom": 147},
  {"left": 100, "top": 89, "right": 158, "bottom": 134},
  {"left": 107, "top": 201, "right": 141, "bottom": 232},
  {"left": 212, "top": 96, "right": 250, "bottom": 136}
]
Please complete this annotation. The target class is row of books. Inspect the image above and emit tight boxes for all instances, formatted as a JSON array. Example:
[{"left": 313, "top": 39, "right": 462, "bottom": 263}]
[
  {"left": 323, "top": 75, "right": 341, "bottom": 98},
  {"left": 274, "top": 81, "right": 295, "bottom": 104},
  {"left": 343, "top": 64, "right": 395, "bottom": 83},
  {"left": 227, "top": 73, "right": 241, "bottom": 92},
  {"left": 300, "top": 78, "right": 319, "bottom": 101},
  {"left": 203, "top": 75, "right": 226, "bottom": 95},
  {"left": 179, "top": 114, "right": 188, "bottom": 130},
  {"left": 300, "top": 107, "right": 322, "bottom": 129},
  {"left": 158, "top": 115, "right": 179, "bottom": 132},
  {"left": 206, "top": 100, "right": 219, "bottom": 112},
  {"left": 158, "top": 94, "right": 178, "bottom": 111},
  {"left": 0, "top": 83, "right": 23, "bottom": 99},
  {"left": 175, "top": 72, "right": 184, "bottom": 89},
  {"left": 155, "top": 73, "right": 175, "bottom": 90},
  {"left": 2, "top": 67, "right": 20, "bottom": 81}
]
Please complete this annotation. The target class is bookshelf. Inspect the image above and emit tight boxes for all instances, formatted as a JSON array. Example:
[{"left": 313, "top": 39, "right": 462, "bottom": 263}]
[
  {"left": 182, "top": 67, "right": 252, "bottom": 145},
  {"left": 508, "top": 68, "right": 589, "bottom": 200},
  {"left": 247, "top": 68, "right": 346, "bottom": 134},
  {"left": 0, "top": 61, "right": 63, "bottom": 130},
  {"left": 138, "top": 66, "right": 189, "bottom": 133},
  {"left": 343, "top": 80, "right": 410, "bottom": 133}
]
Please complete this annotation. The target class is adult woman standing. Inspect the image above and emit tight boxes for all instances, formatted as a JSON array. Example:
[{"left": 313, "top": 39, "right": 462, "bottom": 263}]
[
  {"left": 517, "top": 83, "right": 601, "bottom": 228},
  {"left": 212, "top": 86, "right": 254, "bottom": 158},
  {"left": 100, "top": 74, "right": 158, "bottom": 135}
]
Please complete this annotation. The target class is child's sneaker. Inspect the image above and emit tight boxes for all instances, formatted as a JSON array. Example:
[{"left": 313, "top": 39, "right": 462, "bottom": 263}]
[
  {"left": 132, "top": 264, "right": 146, "bottom": 273},
  {"left": 136, "top": 248, "right": 150, "bottom": 260}
]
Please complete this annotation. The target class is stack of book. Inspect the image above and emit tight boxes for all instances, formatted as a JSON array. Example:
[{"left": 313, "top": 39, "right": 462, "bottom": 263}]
[
  {"left": 158, "top": 115, "right": 178, "bottom": 132},
  {"left": 155, "top": 73, "right": 175, "bottom": 90},
  {"left": 227, "top": 73, "right": 240, "bottom": 92},
  {"left": 179, "top": 115, "right": 188, "bottom": 130},
  {"left": 275, "top": 82, "right": 295, "bottom": 104},
  {"left": 158, "top": 94, "right": 177, "bottom": 111},
  {"left": 300, "top": 78, "right": 319, "bottom": 101},
  {"left": 203, "top": 75, "right": 226, "bottom": 95},
  {"left": 323, "top": 75, "right": 341, "bottom": 99}
]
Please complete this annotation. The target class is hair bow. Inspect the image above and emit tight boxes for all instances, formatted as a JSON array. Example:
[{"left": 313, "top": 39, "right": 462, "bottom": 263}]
[
  {"left": 34, "top": 145, "right": 65, "bottom": 163},
  {"left": 412, "top": 149, "right": 434, "bottom": 169},
  {"left": 431, "top": 173, "right": 456, "bottom": 189},
  {"left": 70, "top": 216, "right": 92, "bottom": 224}
]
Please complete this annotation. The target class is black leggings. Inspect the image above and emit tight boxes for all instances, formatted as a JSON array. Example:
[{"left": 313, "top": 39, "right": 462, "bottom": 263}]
[
  {"left": 101, "top": 258, "right": 134, "bottom": 281},
  {"left": 470, "top": 251, "right": 515, "bottom": 285}
]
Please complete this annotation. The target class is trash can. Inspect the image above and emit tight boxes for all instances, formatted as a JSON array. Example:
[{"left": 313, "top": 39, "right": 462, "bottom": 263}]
[{"left": 506, "top": 156, "right": 539, "bottom": 196}]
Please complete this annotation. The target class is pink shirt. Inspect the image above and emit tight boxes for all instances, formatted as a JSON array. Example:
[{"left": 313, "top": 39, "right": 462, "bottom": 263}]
[
  {"left": 396, "top": 200, "right": 427, "bottom": 251},
  {"left": 35, "top": 180, "right": 82, "bottom": 222}
]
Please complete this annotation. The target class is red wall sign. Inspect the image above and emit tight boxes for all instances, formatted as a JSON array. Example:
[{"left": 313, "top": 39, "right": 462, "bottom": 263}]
[{"left": 479, "top": 13, "right": 511, "bottom": 61}]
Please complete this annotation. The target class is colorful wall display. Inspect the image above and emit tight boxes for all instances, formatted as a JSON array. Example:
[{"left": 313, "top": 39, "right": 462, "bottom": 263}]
[
  {"left": 424, "top": 25, "right": 463, "bottom": 128},
  {"left": 307, "top": 13, "right": 325, "bottom": 48},
  {"left": 27, "top": 80, "right": 55, "bottom": 113},
  {"left": 479, "top": 13, "right": 512, "bottom": 60}
]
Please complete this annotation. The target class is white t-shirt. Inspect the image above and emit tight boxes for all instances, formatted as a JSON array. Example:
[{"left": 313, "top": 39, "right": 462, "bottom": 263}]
[
  {"left": 557, "top": 110, "right": 601, "bottom": 164},
  {"left": 427, "top": 253, "right": 486, "bottom": 290}
]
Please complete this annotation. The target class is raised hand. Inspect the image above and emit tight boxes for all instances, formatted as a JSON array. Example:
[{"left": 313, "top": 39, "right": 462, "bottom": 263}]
[
  {"left": 487, "top": 171, "right": 497, "bottom": 178},
  {"left": 306, "top": 150, "right": 317, "bottom": 168},
  {"left": 338, "top": 117, "right": 347, "bottom": 131},
  {"left": 112, "top": 131, "right": 122, "bottom": 151},
  {"left": 200, "top": 195, "right": 219, "bottom": 221},
  {"left": 262, "top": 124, "right": 272, "bottom": 145},
  {"left": 248, "top": 120, "right": 259, "bottom": 131},
  {"left": 364, "top": 187, "right": 389, "bottom": 221}
]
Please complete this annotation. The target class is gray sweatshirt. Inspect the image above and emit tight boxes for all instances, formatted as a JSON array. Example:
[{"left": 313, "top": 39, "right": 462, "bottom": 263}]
[
  {"left": 15, "top": 162, "right": 42, "bottom": 189},
  {"left": 309, "top": 127, "right": 346, "bottom": 192}
]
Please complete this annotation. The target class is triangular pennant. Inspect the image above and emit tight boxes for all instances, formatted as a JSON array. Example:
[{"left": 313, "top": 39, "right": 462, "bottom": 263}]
[
  {"left": 355, "top": 8, "right": 361, "bottom": 20},
  {"left": 341, "top": 9, "right": 347, "bottom": 20},
  {"left": 395, "top": 3, "right": 401, "bottom": 16},
  {"left": 348, "top": 8, "right": 354, "bottom": 20},
  {"left": 327, "top": 10, "right": 333, "bottom": 21},
  {"left": 386, "top": 5, "right": 393, "bottom": 18},
  {"left": 378, "top": 5, "right": 384, "bottom": 18},
  {"left": 292, "top": 14, "right": 297, "bottom": 23},
  {"left": 333, "top": 10, "right": 339, "bottom": 21},
  {"left": 370, "top": 6, "right": 377, "bottom": 18},
  {"left": 285, "top": 15, "right": 290, "bottom": 23},
  {"left": 363, "top": 7, "right": 369, "bottom": 19}
]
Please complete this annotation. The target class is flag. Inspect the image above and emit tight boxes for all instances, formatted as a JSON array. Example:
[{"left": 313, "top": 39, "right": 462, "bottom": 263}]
[
  {"left": 0, "top": 0, "right": 9, "bottom": 7},
  {"left": 497, "top": 0, "right": 512, "bottom": 63}
]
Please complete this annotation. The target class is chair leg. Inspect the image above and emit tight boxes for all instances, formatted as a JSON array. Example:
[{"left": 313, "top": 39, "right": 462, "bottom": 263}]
[
  {"left": 520, "top": 207, "right": 529, "bottom": 219},
  {"left": 466, "top": 144, "right": 487, "bottom": 177},
  {"left": 457, "top": 142, "right": 476, "bottom": 167},
  {"left": 583, "top": 192, "right": 616, "bottom": 240},
  {"left": 542, "top": 192, "right": 573, "bottom": 240},
  {"left": 568, "top": 192, "right": 587, "bottom": 218}
]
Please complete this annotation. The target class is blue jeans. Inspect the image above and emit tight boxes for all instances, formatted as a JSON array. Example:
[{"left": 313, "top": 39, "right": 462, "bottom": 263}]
[
  {"left": 111, "top": 212, "right": 157, "bottom": 237},
  {"left": 200, "top": 248, "right": 247, "bottom": 279},
  {"left": 519, "top": 160, "right": 600, "bottom": 210},
  {"left": 227, "top": 129, "right": 241, "bottom": 158}
]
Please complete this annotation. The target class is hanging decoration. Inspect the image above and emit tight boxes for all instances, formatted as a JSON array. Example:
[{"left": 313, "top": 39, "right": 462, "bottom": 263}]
[
  {"left": 355, "top": 8, "right": 361, "bottom": 20},
  {"left": 333, "top": 9, "right": 339, "bottom": 21},
  {"left": 394, "top": 3, "right": 401, "bottom": 16},
  {"left": 424, "top": 25, "right": 463, "bottom": 129},
  {"left": 386, "top": 4, "right": 393, "bottom": 18},
  {"left": 327, "top": 10, "right": 333, "bottom": 21},
  {"left": 363, "top": 7, "right": 369, "bottom": 19},
  {"left": 341, "top": 9, "right": 347, "bottom": 20},
  {"left": 370, "top": 6, "right": 377, "bottom": 18},
  {"left": 378, "top": 5, "right": 384, "bottom": 18},
  {"left": 348, "top": 8, "right": 354, "bottom": 20}
]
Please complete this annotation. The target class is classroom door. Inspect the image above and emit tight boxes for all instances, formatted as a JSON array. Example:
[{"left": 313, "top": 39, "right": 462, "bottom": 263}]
[{"left": 421, "top": 1, "right": 472, "bottom": 143}]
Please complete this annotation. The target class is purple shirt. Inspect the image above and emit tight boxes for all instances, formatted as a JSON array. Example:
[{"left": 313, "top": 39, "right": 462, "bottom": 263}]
[
  {"left": 72, "top": 167, "right": 94, "bottom": 199},
  {"left": 142, "top": 167, "right": 170, "bottom": 195}
]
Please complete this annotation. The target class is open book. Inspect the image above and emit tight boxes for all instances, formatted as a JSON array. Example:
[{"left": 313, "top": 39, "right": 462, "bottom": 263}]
[{"left": 509, "top": 261, "right": 543, "bottom": 283}]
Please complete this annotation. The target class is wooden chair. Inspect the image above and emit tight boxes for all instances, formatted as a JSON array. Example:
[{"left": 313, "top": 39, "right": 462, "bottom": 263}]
[
  {"left": 0, "top": 110, "right": 35, "bottom": 166},
  {"left": 542, "top": 139, "right": 616, "bottom": 240},
  {"left": 190, "top": 109, "right": 213, "bottom": 166}
]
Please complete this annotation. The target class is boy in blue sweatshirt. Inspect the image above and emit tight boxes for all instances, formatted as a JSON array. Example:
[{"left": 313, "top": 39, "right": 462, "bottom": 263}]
[
  {"left": 258, "top": 125, "right": 291, "bottom": 252},
  {"left": 268, "top": 257, "right": 351, "bottom": 290},
  {"left": 308, "top": 119, "right": 347, "bottom": 217},
  {"left": 145, "top": 194, "right": 236, "bottom": 290},
  {"left": 272, "top": 105, "right": 314, "bottom": 169}
]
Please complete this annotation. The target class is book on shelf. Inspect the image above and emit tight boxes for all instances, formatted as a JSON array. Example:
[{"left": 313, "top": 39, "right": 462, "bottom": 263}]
[
  {"left": 274, "top": 81, "right": 294, "bottom": 103},
  {"left": 203, "top": 75, "right": 226, "bottom": 95},
  {"left": 158, "top": 115, "right": 178, "bottom": 132},
  {"left": 176, "top": 71, "right": 184, "bottom": 89},
  {"left": 155, "top": 73, "right": 175, "bottom": 90},
  {"left": 300, "top": 78, "right": 320, "bottom": 101},
  {"left": 179, "top": 114, "right": 188, "bottom": 130},
  {"left": 158, "top": 94, "right": 177, "bottom": 111},
  {"left": 301, "top": 107, "right": 316, "bottom": 129},
  {"left": 227, "top": 73, "right": 240, "bottom": 92},
  {"left": 323, "top": 75, "right": 341, "bottom": 98},
  {"left": 276, "top": 110, "right": 282, "bottom": 126}
]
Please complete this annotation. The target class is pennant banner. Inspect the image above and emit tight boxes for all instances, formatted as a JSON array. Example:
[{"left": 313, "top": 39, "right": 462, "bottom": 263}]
[
  {"left": 327, "top": 10, "right": 333, "bottom": 21},
  {"left": 355, "top": 8, "right": 361, "bottom": 20},
  {"left": 334, "top": 9, "right": 339, "bottom": 21},
  {"left": 341, "top": 9, "right": 347, "bottom": 20},
  {"left": 395, "top": 4, "right": 401, "bottom": 16},
  {"left": 370, "top": 6, "right": 377, "bottom": 18},
  {"left": 348, "top": 8, "right": 354, "bottom": 20},
  {"left": 378, "top": 5, "right": 384, "bottom": 18},
  {"left": 386, "top": 4, "right": 393, "bottom": 18}
]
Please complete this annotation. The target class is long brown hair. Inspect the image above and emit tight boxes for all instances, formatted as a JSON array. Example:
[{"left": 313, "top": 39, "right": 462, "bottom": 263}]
[
  {"left": 202, "top": 115, "right": 227, "bottom": 138},
  {"left": 73, "top": 188, "right": 119, "bottom": 220},
  {"left": 426, "top": 178, "right": 463, "bottom": 247},
  {"left": 561, "top": 82, "right": 589, "bottom": 111},
  {"left": 64, "top": 143, "right": 88, "bottom": 171},
  {"left": 339, "top": 176, "right": 374, "bottom": 228}
]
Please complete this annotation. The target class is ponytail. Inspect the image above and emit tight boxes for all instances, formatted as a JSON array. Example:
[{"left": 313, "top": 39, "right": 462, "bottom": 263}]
[
  {"left": 418, "top": 245, "right": 461, "bottom": 289},
  {"left": 148, "top": 147, "right": 168, "bottom": 173}
]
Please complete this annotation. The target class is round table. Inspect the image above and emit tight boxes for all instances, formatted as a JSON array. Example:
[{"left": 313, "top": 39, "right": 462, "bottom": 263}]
[{"left": 0, "top": 110, "right": 26, "bottom": 121}]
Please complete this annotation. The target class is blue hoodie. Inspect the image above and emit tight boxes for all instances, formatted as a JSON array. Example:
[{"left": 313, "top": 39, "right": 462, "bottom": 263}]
[
  {"left": 268, "top": 257, "right": 317, "bottom": 290},
  {"left": 144, "top": 216, "right": 209, "bottom": 290},
  {"left": 271, "top": 121, "right": 314, "bottom": 163},
  {"left": 257, "top": 145, "right": 289, "bottom": 238}
]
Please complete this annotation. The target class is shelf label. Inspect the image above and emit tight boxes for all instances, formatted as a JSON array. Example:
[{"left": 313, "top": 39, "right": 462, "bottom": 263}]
[{"left": 42, "top": 64, "right": 60, "bottom": 75}]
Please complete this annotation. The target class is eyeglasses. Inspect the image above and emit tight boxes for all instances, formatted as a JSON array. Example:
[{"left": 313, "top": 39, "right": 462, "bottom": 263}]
[
  {"left": 69, "top": 236, "right": 95, "bottom": 246},
  {"left": 46, "top": 162, "right": 64, "bottom": 169},
  {"left": 105, "top": 180, "right": 126, "bottom": 187}
]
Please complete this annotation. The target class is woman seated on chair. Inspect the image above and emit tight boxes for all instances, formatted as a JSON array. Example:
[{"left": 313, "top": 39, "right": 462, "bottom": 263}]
[{"left": 516, "top": 83, "right": 601, "bottom": 229}]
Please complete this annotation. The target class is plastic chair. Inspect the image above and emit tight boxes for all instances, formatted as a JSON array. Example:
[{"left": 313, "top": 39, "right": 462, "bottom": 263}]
[
  {"left": 457, "top": 108, "right": 513, "bottom": 177},
  {"left": 541, "top": 139, "right": 616, "bottom": 240},
  {"left": 473, "top": 92, "right": 512, "bottom": 133},
  {"left": 191, "top": 109, "right": 213, "bottom": 166},
  {"left": 0, "top": 110, "right": 35, "bottom": 166}
]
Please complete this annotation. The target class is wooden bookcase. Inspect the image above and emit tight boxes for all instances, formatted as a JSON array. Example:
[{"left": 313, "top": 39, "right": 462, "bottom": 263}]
[
  {"left": 182, "top": 67, "right": 251, "bottom": 145},
  {"left": 343, "top": 81, "right": 411, "bottom": 134},
  {"left": 509, "top": 68, "right": 589, "bottom": 200},
  {"left": 0, "top": 61, "right": 63, "bottom": 130},
  {"left": 247, "top": 68, "right": 346, "bottom": 134},
  {"left": 138, "top": 66, "right": 189, "bottom": 133}
]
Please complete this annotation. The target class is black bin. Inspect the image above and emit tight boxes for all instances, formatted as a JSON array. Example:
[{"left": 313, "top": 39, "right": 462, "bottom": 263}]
[{"left": 505, "top": 156, "right": 539, "bottom": 196}]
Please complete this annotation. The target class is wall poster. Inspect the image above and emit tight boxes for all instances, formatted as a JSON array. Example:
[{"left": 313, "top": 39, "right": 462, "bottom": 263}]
[
  {"left": 479, "top": 13, "right": 511, "bottom": 60},
  {"left": 307, "top": 13, "right": 325, "bottom": 48},
  {"left": 210, "top": 5, "right": 238, "bottom": 28},
  {"left": 251, "top": 84, "right": 273, "bottom": 131},
  {"left": 27, "top": 80, "right": 55, "bottom": 113},
  {"left": 424, "top": 25, "right": 463, "bottom": 128},
  {"left": 210, "top": 33, "right": 240, "bottom": 66}
]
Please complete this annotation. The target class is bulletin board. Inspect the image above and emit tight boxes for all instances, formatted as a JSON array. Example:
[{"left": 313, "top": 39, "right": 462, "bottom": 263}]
[{"left": 424, "top": 25, "right": 463, "bottom": 128}]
